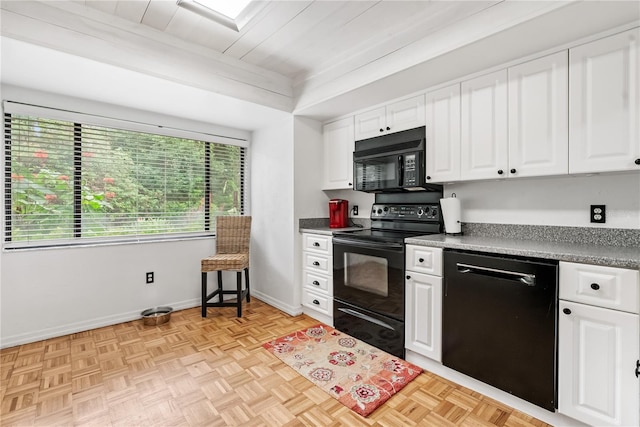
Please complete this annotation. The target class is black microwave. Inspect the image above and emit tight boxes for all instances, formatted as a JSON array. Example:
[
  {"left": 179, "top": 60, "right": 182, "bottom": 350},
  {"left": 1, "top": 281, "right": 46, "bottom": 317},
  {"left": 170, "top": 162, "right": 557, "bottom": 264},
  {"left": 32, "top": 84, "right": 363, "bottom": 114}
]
[{"left": 353, "top": 126, "right": 441, "bottom": 193}]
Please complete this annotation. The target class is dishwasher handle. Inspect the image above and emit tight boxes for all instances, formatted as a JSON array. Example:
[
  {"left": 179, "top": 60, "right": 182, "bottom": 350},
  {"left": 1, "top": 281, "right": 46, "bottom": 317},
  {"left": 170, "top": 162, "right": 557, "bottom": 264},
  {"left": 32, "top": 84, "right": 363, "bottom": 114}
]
[{"left": 457, "top": 262, "right": 536, "bottom": 286}]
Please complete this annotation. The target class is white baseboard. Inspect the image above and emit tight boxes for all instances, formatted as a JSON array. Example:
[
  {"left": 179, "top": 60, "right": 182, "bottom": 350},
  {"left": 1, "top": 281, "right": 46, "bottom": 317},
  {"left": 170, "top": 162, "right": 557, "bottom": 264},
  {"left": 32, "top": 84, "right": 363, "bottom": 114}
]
[
  {"left": 251, "top": 290, "right": 302, "bottom": 317},
  {"left": 1, "top": 293, "right": 302, "bottom": 349},
  {"left": 0, "top": 298, "right": 200, "bottom": 349}
]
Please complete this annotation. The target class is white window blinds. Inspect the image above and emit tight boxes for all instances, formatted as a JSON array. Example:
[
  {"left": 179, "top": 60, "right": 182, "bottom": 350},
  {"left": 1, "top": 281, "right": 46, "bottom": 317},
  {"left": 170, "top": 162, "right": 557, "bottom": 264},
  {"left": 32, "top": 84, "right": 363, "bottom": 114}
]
[{"left": 3, "top": 103, "right": 246, "bottom": 248}]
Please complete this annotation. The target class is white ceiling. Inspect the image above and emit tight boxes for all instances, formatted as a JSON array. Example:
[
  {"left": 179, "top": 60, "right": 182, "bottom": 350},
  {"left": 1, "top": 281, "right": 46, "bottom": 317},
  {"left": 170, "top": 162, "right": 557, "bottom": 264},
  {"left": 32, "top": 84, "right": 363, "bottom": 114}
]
[{"left": 1, "top": 0, "right": 640, "bottom": 128}]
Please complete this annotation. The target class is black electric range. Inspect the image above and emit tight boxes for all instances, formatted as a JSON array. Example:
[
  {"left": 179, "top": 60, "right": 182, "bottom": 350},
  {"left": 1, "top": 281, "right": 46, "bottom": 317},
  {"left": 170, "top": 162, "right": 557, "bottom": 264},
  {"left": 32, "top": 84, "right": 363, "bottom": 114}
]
[{"left": 331, "top": 197, "right": 443, "bottom": 359}]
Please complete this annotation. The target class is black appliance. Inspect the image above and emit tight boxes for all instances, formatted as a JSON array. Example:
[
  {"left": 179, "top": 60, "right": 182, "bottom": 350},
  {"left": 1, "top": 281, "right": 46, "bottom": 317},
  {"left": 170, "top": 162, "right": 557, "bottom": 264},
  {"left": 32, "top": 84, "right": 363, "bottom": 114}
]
[
  {"left": 442, "top": 249, "right": 559, "bottom": 411},
  {"left": 353, "top": 126, "right": 442, "bottom": 193},
  {"left": 333, "top": 192, "right": 443, "bottom": 358}
]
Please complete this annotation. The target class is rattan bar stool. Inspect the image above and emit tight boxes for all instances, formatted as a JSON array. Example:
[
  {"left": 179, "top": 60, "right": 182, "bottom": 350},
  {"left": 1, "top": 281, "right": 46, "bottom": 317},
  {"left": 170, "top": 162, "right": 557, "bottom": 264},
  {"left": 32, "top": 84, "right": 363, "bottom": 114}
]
[{"left": 201, "top": 216, "right": 251, "bottom": 317}]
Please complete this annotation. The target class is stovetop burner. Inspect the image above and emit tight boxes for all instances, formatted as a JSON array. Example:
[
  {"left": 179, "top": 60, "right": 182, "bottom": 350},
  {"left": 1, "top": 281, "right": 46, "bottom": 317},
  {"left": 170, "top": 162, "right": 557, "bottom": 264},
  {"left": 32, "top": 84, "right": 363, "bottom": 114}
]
[
  {"left": 333, "top": 202, "right": 443, "bottom": 244},
  {"left": 333, "top": 228, "right": 433, "bottom": 244}
]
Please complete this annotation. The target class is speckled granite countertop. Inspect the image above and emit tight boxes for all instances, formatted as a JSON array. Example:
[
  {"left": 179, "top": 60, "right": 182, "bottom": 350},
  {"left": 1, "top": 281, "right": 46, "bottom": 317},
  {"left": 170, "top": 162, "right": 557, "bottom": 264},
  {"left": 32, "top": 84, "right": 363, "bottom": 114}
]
[
  {"left": 406, "top": 234, "right": 640, "bottom": 269},
  {"left": 299, "top": 218, "right": 370, "bottom": 236},
  {"left": 299, "top": 219, "right": 639, "bottom": 269}
]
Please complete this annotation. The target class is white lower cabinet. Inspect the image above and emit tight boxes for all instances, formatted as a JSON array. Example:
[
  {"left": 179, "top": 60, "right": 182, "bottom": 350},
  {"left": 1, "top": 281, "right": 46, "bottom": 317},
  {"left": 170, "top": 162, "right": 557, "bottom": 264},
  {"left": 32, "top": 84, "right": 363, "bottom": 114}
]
[
  {"left": 558, "top": 261, "right": 639, "bottom": 427},
  {"left": 405, "top": 246, "right": 443, "bottom": 362},
  {"left": 301, "top": 233, "right": 333, "bottom": 325}
]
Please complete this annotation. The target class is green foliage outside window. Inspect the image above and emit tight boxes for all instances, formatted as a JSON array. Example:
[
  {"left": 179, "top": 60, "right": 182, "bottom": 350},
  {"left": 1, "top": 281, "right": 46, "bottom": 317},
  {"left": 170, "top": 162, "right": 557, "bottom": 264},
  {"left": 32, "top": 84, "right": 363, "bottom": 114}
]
[{"left": 6, "top": 115, "right": 245, "bottom": 243}]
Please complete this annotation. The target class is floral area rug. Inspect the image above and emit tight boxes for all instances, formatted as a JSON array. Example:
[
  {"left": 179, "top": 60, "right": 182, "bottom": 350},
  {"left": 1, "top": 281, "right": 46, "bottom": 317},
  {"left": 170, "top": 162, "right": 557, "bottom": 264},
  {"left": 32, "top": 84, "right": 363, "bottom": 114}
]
[{"left": 262, "top": 324, "right": 422, "bottom": 417}]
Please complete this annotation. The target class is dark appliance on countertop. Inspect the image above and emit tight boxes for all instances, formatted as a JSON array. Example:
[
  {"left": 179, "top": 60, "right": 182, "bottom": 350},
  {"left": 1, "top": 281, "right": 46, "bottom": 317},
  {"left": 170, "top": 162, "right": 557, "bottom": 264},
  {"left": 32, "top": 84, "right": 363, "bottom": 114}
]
[
  {"left": 332, "top": 192, "right": 443, "bottom": 358},
  {"left": 442, "top": 249, "right": 559, "bottom": 411},
  {"left": 329, "top": 199, "right": 349, "bottom": 228},
  {"left": 353, "top": 126, "right": 442, "bottom": 193}
]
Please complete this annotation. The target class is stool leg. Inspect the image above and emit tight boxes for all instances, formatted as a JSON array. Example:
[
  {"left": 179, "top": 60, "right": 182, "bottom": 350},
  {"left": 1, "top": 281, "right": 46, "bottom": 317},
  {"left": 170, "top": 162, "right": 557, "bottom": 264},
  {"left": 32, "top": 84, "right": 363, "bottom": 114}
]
[
  {"left": 245, "top": 267, "right": 250, "bottom": 302},
  {"left": 201, "top": 272, "right": 207, "bottom": 318},
  {"left": 236, "top": 271, "right": 242, "bottom": 317},
  {"left": 217, "top": 271, "right": 223, "bottom": 303}
]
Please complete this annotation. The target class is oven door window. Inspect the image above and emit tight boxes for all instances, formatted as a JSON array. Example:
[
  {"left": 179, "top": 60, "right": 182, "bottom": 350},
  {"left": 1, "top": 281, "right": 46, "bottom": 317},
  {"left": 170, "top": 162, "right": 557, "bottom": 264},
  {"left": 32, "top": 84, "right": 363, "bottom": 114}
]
[
  {"left": 354, "top": 155, "right": 400, "bottom": 191},
  {"left": 333, "top": 240, "right": 404, "bottom": 321},
  {"left": 344, "top": 253, "right": 388, "bottom": 296}
]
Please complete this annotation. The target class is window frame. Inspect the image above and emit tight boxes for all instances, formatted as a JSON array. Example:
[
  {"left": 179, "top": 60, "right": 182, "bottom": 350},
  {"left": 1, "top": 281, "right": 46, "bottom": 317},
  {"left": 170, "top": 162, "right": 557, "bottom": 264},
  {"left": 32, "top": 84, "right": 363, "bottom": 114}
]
[{"left": 2, "top": 101, "right": 250, "bottom": 250}]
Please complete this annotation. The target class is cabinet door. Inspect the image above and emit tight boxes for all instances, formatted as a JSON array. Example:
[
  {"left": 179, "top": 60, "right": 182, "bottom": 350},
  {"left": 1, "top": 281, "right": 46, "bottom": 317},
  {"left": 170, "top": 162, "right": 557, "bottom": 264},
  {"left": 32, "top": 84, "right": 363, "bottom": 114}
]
[
  {"left": 569, "top": 28, "right": 640, "bottom": 173},
  {"left": 405, "top": 272, "right": 442, "bottom": 362},
  {"left": 461, "top": 70, "right": 509, "bottom": 180},
  {"left": 354, "top": 107, "right": 386, "bottom": 140},
  {"left": 322, "top": 117, "right": 355, "bottom": 190},
  {"left": 386, "top": 95, "right": 425, "bottom": 134},
  {"left": 558, "top": 300, "right": 639, "bottom": 427},
  {"left": 425, "top": 85, "right": 461, "bottom": 182},
  {"left": 509, "top": 51, "right": 569, "bottom": 177}
]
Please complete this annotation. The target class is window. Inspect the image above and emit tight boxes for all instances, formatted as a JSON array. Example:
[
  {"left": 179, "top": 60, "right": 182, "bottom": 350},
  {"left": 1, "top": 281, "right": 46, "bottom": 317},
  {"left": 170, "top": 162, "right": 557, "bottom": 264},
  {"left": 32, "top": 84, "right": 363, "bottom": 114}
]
[{"left": 3, "top": 103, "right": 246, "bottom": 248}]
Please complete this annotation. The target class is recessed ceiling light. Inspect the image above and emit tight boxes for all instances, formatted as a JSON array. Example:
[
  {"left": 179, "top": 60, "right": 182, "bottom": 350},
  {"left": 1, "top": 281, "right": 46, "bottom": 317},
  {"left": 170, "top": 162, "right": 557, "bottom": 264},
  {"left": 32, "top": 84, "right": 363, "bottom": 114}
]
[{"left": 176, "top": 0, "right": 260, "bottom": 32}]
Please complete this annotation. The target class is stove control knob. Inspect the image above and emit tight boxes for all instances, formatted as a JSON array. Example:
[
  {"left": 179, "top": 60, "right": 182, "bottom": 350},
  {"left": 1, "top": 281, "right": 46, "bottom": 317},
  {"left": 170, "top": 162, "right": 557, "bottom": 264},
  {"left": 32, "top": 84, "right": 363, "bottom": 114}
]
[
  {"left": 377, "top": 209, "right": 382, "bottom": 214},
  {"left": 383, "top": 206, "right": 389, "bottom": 212},
  {"left": 417, "top": 208, "right": 424, "bottom": 216}
]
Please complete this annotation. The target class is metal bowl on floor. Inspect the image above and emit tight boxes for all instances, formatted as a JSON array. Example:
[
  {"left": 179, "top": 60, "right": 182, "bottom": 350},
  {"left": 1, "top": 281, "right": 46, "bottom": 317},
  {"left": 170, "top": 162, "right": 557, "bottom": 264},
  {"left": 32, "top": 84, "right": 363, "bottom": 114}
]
[{"left": 141, "top": 306, "right": 173, "bottom": 326}]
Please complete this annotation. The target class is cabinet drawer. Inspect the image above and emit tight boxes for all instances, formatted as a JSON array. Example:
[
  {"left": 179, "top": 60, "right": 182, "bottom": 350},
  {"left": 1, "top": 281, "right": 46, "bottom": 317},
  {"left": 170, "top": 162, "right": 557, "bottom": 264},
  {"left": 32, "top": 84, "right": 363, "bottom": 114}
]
[
  {"left": 303, "top": 233, "right": 332, "bottom": 254},
  {"left": 303, "top": 253, "right": 332, "bottom": 274},
  {"left": 406, "top": 245, "right": 443, "bottom": 276},
  {"left": 302, "top": 288, "right": 332, "bottom": 315},
  {"left": 303, "top": 271, "right": 331, "bottom": 294},
  {"left": 560, "top": 262, "right": 639, "bottom": 314}
]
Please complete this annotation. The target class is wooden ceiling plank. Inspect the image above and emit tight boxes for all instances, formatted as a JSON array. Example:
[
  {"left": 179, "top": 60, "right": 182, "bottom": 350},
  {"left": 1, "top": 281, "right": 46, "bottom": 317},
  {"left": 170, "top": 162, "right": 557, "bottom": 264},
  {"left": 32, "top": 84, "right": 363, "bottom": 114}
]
[
  {"left": 1, "top": 10, "right": 293, "bottom": 112},
  {"left": 222, "top": 0, "right": 313, "bottom": 60},
  {"left": 240, "top": 0, "right": 347, "bottom": 73},
  {"left": 299, "top": 1, "right": 498, "bottom": 85},
  {"left": 260, "top": 1, "right": 379, "bottom": 78},
  {"left": 288, "top": 1, "right": 429, "bottom": 76},
  {"left": 86, "top": 0, "right": 119, "bottom": 15},
  {"left": 0, "top": 2, "right": 292, "bottom": 100},
  {"left": 0, "top": 0, "right": 292, "bottom": 94},
  {"left": 164, "top": 8, "right": 239, "bottom": 53},
  {"left": 140, "top": 0, "right": 177, "bottom": 32},
  {"left": 114, "top": 0, "right": 150, "bottom": 23}
]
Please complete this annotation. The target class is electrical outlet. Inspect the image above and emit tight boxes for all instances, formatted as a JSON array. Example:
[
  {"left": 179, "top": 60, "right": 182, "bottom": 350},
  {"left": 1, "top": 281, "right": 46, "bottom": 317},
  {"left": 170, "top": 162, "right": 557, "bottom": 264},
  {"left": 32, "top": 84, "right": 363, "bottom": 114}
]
[
  {"left": 590, "top": 205, "right": 606, "bottom": 223},
  {"left": 146, "top": 272, "right": 154, "bottom": 284},
  {"left": 353, "top": 205, "right": 358, "bottom": 216}
]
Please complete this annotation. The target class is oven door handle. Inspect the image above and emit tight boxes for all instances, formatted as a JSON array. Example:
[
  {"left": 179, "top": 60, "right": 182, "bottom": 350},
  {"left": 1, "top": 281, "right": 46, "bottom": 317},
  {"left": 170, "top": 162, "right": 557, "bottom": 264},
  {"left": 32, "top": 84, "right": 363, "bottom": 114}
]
[
  {"left": 333, "top": 237, "right": 404, "bottom": 251},
  {"left": 338, "top": 308, "right": 395, "bottom": 331}
]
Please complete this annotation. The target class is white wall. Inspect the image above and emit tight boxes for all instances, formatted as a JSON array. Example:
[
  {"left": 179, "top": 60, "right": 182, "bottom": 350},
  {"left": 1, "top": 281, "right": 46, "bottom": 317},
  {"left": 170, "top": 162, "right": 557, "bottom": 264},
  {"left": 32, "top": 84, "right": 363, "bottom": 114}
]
[
  {"left": 445, "top": 173, "right": 640, "bottom": 229},
  {"left": 0, "top": 39, "right": 294, "bottom": 348},
  {"left": 1, "top": 239, "right": 212, "bottom": 348},
  {"left": 249, "top": 116, "right": 300, "bottom": 315}
]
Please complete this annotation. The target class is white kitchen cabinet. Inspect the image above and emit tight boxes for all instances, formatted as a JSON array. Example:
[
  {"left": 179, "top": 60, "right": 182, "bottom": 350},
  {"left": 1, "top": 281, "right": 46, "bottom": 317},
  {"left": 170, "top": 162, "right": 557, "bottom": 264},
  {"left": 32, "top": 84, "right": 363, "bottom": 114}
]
[
  {"left": 355, "top": 95, "right": 425, "bottom": 140},
  {"left": 301, "top": 232, "right": 334, "bottom": 325},
  {"left": 460, "top": 70, "right": 509, "bottom": 180},
  {"left": 508, "top": 51, "right": 569, "bottom": 177},
  {"left": 569, "top": 28, "right": 640, "bottom": 174},
  {"left": 405, "top": 246, "right": 442, "bottom": 362},
  {"left": 322, "top": 117, "right": 354, "bottom": 190},
  {"left": 425, "top": 84, "right": 461, "bottom": 182},
  {"left": 558, "top": 261, "right": 639, "bottom": 427}
]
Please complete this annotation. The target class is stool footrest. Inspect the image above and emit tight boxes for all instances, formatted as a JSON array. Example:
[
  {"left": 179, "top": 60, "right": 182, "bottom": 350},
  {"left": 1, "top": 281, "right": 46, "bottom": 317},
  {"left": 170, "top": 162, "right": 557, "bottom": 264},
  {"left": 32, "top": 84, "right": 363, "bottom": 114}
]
[{"left": 201, "top": 268, "right": 250, "bottom": 318}]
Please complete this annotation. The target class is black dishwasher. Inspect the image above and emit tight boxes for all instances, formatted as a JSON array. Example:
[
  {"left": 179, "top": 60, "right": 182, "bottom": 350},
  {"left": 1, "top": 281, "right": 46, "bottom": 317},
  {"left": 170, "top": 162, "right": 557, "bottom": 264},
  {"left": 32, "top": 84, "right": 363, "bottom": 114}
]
[{"left": 442, "top": 249, "right": 558, "bottom": 411}]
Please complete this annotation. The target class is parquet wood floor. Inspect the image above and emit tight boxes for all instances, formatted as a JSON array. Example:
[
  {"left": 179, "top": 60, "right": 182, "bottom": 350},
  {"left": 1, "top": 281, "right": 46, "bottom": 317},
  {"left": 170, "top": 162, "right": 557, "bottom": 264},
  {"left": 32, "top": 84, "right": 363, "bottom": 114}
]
[{"left": 0, "top": 299, "right": 552, "bottom": 427}]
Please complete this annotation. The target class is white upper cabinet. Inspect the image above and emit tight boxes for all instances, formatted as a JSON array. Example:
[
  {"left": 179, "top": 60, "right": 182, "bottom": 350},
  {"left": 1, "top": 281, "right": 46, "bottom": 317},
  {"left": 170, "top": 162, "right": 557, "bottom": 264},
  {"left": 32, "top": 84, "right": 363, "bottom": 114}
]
[
  {"left": 461, "top": 70, "right": 509, "bottom": 180},
  {"left": 425, "top": 84, "right": 461, "bottom": 183},
  {"left": 322, "top": 117, "right": 354, "bottom": 190},
  {"left": 355, "top": 95, "right": 425, "bottom": 140},
  {"left": 569, "top": 28, "right": 640, "bottom": 173},
  {"left": 508, "top": 51, "right": 569, "bottom": 177}
]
